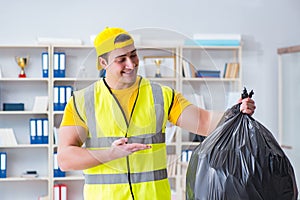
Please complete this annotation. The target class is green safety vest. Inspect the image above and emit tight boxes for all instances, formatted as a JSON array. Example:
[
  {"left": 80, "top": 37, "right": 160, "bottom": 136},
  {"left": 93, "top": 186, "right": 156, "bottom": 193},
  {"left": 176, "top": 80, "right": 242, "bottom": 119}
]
[{"left": 73, "top": 77, "right": 174, "bottom": 200}]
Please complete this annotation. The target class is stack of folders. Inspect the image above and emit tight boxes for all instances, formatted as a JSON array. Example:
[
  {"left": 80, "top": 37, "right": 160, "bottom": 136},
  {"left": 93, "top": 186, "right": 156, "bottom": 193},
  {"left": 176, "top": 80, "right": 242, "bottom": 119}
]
[
  {"left": 181, "top": 150, "right": 193, "bottom": 163},
  {"left": 0, "top": 152, "right": 7, "bottom": 178},
  {"left": 29, "top": 118, "right": 48, "bottom": 144},
  {"left": 53, "top": 52, "right": 66, "bottom": 78},
  {"left": 41, "top": 52, "right": 66, "bottom": 78},
  {"left": 54, "top": 184, "right": 67, "bottom": 200},
  {"left": 196, "top": 70, "right": 221, "bottom": 78},
  {"left": 185, "top": 34, "right": 241, "bottom": 46},
  {"left": 53, "top": 152, "right": 65, "bottom": 177},
  {"left": 54, "top": 86, "right": 73, "bottom": 111},
  {"left": 42, "top": 52, "right": 49, "bottom": 78}
]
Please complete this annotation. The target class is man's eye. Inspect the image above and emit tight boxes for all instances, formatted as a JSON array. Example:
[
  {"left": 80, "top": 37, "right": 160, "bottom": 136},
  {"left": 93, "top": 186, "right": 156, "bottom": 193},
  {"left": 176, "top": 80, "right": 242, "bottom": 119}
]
[
  {"left": 130, "top": 54, "right": 137, "bottom": 58},
  {"left": 116, "top": 58, "right": 126, "bottom": 63}
]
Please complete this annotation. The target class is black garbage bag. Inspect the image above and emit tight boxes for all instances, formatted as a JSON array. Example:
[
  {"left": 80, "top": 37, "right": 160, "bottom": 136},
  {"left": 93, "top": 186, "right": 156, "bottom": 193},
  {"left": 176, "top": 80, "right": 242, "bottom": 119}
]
[{"left": 186, "top": 89, "right": 298, "bottom": 200}]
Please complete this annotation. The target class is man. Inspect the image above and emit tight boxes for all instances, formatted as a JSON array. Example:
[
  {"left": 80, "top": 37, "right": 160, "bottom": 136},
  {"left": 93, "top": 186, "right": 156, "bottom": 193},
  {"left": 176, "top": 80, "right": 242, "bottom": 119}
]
[{"left": 57, "top": 27, "right": 256, "bottom": 200}]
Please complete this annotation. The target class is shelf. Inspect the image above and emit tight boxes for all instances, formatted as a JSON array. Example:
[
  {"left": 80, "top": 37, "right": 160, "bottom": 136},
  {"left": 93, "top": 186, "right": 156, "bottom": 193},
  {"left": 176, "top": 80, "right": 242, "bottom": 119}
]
[
  {"left": 0, "top": 144, "right": 49, "bottom": 149},
  {"left": 53, "top": 77, "right": 99, "bottom": 82},
  {"left": 0, "top": 78, "right": 49, "bottom": 82},
  {"left": 182, "top": 77, "right": 239, "bottom": 82},
  {"left": 0, "top": 111, "right": 49, "bottom": 115},
  {"left": 147, "top": 77, "right": 177, "bottom": 81},
  {"left": 0, "top": 177, "right": 49, "bottom": 182},
  {"left": 181, "top": 142, "right": 201, "bottom": 146},
  {"left": 182, "top": 45, "right": 241, "bottom": 50},
  {"left": 53, "top": 175, "right": 84, "bottom": 181}
]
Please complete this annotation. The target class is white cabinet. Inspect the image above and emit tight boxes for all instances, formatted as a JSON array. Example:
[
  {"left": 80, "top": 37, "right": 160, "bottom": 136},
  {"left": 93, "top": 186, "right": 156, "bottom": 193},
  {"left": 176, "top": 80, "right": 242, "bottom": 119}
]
[
  {"left": 0, "top": 43, "right": 242, "bottom": 199},
  {"left": 0, "top": 45, "right": 51, "bottom": 199}
]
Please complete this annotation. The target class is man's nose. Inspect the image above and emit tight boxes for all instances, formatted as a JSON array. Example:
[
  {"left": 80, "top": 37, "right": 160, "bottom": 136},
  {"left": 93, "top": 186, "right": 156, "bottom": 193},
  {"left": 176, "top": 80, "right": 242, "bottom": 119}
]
[{"left": 125, "top": 57, "right": 135, "bottom": 69}]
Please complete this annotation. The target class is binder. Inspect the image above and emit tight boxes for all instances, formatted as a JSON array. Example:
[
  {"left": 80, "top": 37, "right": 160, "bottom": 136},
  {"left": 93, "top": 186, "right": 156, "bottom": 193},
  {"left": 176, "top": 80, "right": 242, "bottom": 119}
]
[
  {"left": 54, "top": 184, "right": 60, "bottom": 200},
  {"left": 53, "top": 152, "right": 65, "bottom": 177},
  {"left": 54, "top": 86, "right": 59, "bottom": 111},
  {"left": 65, "top": 86, "right": 72, "bottom": 103},
  {"left": 30, "top": 119, "right": 37, "bottom": 144},
  {"left": 42, "top": 52, "right": 49, "bottom": 78},
  {"left": 60, "top": 184, "right": 67, "bottom": 200},
  {"left": 59, "top": 53, "right": 66, "bottom": 78},
  {"left": 59, "top": 86, "right": 65, "bottom": 111},
  {"left": 0, "top": 152, "right": 7, "bottom": 178},
  {"left": 36, "top": 119, "right": 43, "bottom": 144},
  {"left": 42, "top": 119, "right": 49, "bottom": 144},
  {"left": 54, "top": 52, "right": 66, "bottom": 78},
  {"left": 30, "top": 118, "right": 49, "bottom": 144},
  {"left": 54, "top": 86, "right": 73, "bottom": 111},
  {"left": 54, "top": 52, "right": 60, "bottom": 77},
  {"left": 54, "top": 184, "right": 67, "bottom": 200}
]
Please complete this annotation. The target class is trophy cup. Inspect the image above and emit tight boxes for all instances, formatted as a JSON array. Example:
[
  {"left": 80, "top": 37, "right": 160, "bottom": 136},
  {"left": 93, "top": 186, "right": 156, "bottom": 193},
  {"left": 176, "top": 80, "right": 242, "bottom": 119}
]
[
  {"left": 154, "top": 59, "right": 162, "bottom": 78},
  {"left": 15, "top": 56, "right": 29, "bottom": 78}
]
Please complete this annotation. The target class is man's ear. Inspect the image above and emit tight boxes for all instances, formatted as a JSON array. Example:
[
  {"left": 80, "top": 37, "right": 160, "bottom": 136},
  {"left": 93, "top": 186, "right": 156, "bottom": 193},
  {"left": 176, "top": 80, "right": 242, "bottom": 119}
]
[{"left": 99, "top": 57, "right": 108, "bottom": 69}]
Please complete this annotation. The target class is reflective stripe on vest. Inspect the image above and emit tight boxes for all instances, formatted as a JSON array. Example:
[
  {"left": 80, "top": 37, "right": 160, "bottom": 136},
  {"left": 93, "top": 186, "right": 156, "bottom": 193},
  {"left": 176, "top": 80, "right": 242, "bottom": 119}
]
[
  {"left": 85, "top": 168, "right": 167, "bottom": 184},
  {"left": 85, "top": 132, "right": 165, "bottom": 148}
]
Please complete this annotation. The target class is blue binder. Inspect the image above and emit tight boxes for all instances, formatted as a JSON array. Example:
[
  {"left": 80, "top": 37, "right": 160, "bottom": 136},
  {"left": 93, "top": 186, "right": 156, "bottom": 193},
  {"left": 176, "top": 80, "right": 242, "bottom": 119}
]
[
  {"left": 36, "top": 119, "right": 43, "bottom": 144},
  {"left": 54, "top": 86, "right": 73, "bottom": 111},
  {"left": 30, "top": 118, "right": 49, "bottom": 144},
  {"left": 53, "top": 52, "right": 66, "bottom": 78},
  {"left": 53, "top": 152, "right": 65, "bottom": 177},
  {"left": 54, "top": 86, "right": 65, "bottom": 111},
  {"left": 0, "top": 152, "right": 7, "bottom": 178},
  {"left": 30, "top": 119, "right": 37, "bottom": 144},
  {"left": 42, "top": 52, "right": 49, "bottom": 78},
  {"left": 42, "top": 118, "right": 49, "bottom": 144},
  {"left": 59, "top": 52, "right": 66, "bottom": 77}
]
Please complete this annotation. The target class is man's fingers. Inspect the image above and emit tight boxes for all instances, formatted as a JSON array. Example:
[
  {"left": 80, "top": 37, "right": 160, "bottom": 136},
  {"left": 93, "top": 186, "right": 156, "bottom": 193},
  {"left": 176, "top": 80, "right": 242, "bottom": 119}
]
[
  {"left": 112, "top": 138, "right": 128, "bottom": 146},
  {"left": 129, "top": 143, "right": 151, "bottom": 152}
]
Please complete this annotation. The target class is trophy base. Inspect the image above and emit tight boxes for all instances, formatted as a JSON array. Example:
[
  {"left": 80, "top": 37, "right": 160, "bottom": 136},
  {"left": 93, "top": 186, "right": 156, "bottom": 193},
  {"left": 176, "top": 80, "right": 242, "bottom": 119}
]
[
  {"left": 19, "top": 74, "right": 26, "bottom": 78},
  {"left": 155, "top": 73, "right": 162, "bottom": 78}
]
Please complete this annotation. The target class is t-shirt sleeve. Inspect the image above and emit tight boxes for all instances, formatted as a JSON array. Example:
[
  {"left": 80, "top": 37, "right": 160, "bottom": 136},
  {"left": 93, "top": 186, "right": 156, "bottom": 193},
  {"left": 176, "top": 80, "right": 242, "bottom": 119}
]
[
  {"left": 168, "top": 92, "right": 191, "bottom": 125},
  {"left": 60, "top": 97, "right": 88, "bottom": 129}
]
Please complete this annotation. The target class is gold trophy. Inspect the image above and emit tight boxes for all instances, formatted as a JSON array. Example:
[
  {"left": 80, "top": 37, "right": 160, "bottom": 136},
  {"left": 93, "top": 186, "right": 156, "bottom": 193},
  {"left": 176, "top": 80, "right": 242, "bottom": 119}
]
[
  {"left": 15, "top": 56, "right": 29, "bottom": 78},
  {"left": 154, "top": 59, "right": 162, "bottom": 78}
]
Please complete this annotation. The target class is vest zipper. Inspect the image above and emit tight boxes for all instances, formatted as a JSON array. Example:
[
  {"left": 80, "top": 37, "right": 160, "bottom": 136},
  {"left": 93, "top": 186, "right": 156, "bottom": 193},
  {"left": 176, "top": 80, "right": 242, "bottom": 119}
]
[{"left": 103, "top": 77, "right": 143, "bottom": 200}]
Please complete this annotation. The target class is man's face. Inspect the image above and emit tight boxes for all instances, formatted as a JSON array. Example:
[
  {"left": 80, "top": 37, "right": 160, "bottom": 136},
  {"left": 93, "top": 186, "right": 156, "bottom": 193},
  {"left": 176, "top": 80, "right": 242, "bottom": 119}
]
[{"left": 103, "top": 44, "right": 139, "bottom": 89}]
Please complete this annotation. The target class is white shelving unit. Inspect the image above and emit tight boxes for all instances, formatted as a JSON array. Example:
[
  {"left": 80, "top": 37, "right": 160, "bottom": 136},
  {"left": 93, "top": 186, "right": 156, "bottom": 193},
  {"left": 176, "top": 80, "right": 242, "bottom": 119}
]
[
  {"left": 277, "top": 45, "right": 300, "bottom": 191},
  {"left": 0, "top": 43, "right": 242, "bottom": 199},
  {"left": 0, "top": 45, "right": 51, "bottom": 199}
]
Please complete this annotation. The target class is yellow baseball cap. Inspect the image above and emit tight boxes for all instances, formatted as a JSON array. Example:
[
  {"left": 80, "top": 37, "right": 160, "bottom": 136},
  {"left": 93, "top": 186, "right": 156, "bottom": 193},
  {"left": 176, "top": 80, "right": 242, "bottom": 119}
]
[{"left": 94, "top": 27, "right": 134, "bottom": 70}]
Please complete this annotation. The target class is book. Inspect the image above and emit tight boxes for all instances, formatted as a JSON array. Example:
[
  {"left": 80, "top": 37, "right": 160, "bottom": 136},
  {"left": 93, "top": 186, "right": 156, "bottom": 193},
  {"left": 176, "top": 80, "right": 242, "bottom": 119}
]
[
  {"left": 167, "top": 154, "right": 177, "bottom": 177},
  {"left": 196, "top": 70, "right": 220, "bottom": 78},
  {"left": 182, "top": 60, "right": 192, "bottom": 78},
  {"left": 32, "top": 96, "right": 48, "bottom": 112},
  {"left": 53, "top": 127, "right": 59, "bottom": 145},
  {"left": 224, "top": 63, "right": 239, "bottom": 78},
  {"left": 0, "top": 128, "right": 18, "bottom": 146},
  {"left": 165, "top": 123, "right": 176, "bottom": 144}
]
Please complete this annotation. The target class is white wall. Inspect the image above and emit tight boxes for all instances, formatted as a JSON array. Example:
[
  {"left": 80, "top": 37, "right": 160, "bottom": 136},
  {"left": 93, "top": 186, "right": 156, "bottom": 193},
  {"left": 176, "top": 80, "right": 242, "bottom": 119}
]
[{"left": 1, "top": 0, "right": 300, "bottom": 136}]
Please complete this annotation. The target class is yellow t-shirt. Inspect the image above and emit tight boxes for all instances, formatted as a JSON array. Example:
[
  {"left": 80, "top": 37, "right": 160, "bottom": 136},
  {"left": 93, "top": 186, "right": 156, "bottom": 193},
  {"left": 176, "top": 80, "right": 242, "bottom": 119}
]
[{"left": 60, "top": 78, "right": 191, "bottom": 129}]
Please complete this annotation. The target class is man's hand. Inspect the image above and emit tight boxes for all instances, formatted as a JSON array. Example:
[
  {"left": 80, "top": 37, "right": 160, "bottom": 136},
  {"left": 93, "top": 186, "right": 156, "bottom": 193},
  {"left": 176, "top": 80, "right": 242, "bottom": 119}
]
[
  {"left": 110, "top": 138, "right": 151, "bottom": 159},
  {"left": 239, "top": 98, "right": 256, "bottom": 115}
]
